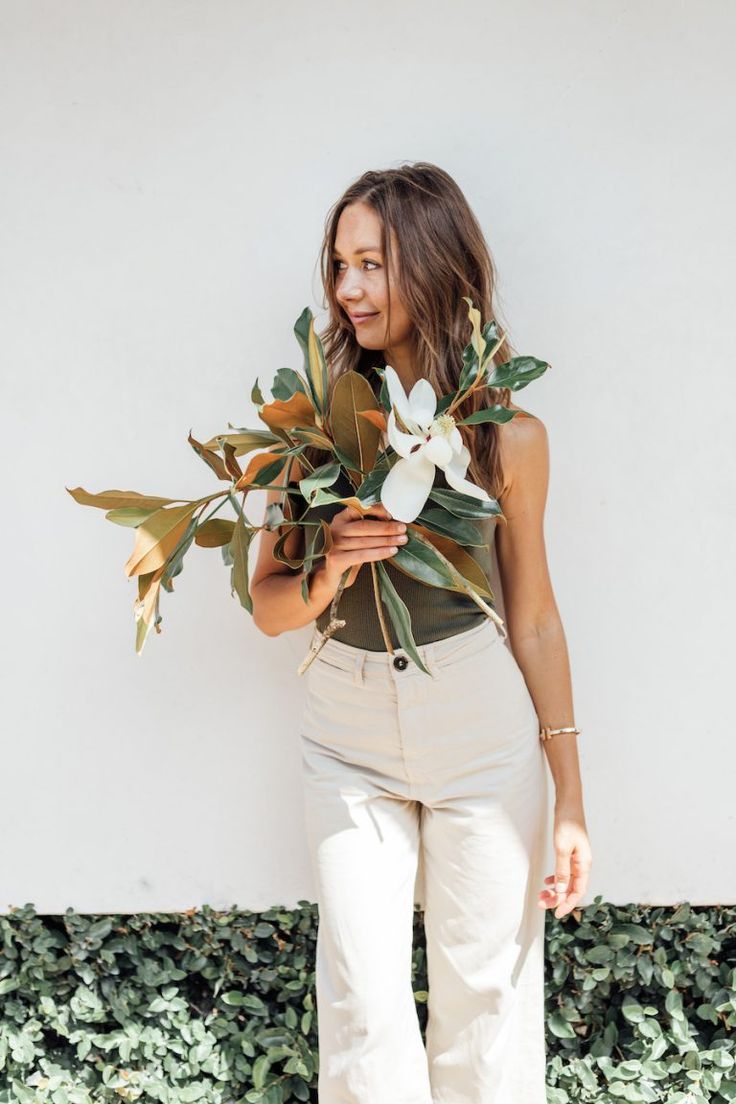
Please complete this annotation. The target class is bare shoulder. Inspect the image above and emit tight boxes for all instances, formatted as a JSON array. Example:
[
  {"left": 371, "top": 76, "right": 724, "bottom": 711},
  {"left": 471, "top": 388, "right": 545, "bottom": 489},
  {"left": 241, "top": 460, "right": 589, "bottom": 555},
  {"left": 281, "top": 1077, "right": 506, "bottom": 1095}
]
[{"left": 496, "top": 402, "right": 549, "bottom": 500}]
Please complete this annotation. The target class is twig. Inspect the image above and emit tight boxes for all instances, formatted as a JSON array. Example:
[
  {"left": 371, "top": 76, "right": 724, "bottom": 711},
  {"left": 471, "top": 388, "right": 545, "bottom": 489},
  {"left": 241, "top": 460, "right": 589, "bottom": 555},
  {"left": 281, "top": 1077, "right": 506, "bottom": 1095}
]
[
  {"left": 296, "top": 568, "right": 350, "bottom": 676},
  {"left": 409, "top": 531, "right": 508, "bottom": 640},
  {"left": 370, "top": 561, "right": 395, "bottom": 654}
]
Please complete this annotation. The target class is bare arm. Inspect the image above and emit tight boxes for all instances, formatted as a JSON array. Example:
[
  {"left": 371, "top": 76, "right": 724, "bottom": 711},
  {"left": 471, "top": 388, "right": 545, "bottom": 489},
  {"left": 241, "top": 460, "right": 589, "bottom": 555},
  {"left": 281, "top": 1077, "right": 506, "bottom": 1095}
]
[
  {"left": 495, "top": 407, "right": 592, "bottom": 918},
  {"left": 249, "top": 458, "right": 408, "bottom": 636},
  {"left": 495, "top": 409, "right": 583, "bottom": 806},
  {"left": 249, "top": 461, "right": 340, "bottom": 636}
]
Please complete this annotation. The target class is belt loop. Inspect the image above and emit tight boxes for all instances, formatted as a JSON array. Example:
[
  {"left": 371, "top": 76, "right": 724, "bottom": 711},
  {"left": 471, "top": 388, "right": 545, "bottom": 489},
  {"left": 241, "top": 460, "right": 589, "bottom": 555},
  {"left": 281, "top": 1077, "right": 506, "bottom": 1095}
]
[
  {"left": 423, "top": 640, "right": 441, "bottom": 679},
  {"left": 487, "top": 607, "right": 508, "bottom": 643},
  {"left": 353, "top": 649, "right": 366, "bottom": 686}
]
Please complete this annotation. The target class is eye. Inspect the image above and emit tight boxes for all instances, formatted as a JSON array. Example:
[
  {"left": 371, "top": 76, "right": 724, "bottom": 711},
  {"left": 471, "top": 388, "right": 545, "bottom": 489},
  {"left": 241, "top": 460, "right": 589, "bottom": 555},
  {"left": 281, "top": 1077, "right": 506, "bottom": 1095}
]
[{"left": 333, "top": 259, "right": 381, "bottom": 272}]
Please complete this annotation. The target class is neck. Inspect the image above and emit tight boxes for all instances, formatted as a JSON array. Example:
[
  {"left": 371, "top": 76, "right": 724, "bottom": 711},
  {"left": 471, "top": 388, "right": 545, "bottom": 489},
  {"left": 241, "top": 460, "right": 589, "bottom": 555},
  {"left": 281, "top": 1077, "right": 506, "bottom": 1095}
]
[{"left": 383, "top": 338, "right": 421, "bottom": 392}]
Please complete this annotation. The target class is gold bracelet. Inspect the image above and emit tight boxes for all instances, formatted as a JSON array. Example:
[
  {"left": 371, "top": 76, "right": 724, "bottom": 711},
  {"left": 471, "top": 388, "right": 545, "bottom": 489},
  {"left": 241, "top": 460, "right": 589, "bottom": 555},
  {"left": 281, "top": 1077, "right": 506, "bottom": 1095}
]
[{"left": 539, "top": 725, "right": 581, "bottom": 742}]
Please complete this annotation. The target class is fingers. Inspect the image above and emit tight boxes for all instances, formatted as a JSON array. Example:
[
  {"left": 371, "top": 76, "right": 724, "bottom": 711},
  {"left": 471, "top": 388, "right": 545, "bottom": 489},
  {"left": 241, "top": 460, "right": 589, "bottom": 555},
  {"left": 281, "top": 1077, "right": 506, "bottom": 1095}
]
[
  {"left": 332, "top": 510, "right": 408, "bottom": 546},
  {"left": 325, "top": 504, "right": 407, "bottom": 582},
  {"left": 554, "top": 851, "right": 572, "bottom": 896},
  {"left": 538, "top": 854, "right": 592, "bottom": 919},
  {"left": 340, "top": 515, "right": 407, "bottom": 537},
  {"left": 542, "top": 852, "right": 573, "bottom": 917},
  {"left": 330, "top": 545, "right": 402, "bottom": 574},
  {"left": 337, "top": 533, "right": 408, "bottom": 551},
  {"left": 537, "top": 878, "right": 574, "bottom": 917}
]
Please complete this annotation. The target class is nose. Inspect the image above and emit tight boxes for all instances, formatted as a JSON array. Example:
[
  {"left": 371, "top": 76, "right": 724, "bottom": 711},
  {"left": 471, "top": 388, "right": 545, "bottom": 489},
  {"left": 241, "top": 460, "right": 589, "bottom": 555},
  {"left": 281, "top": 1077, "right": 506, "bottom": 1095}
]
[{"left": 336, "top": 266, "right": 367, "bottom": 305}]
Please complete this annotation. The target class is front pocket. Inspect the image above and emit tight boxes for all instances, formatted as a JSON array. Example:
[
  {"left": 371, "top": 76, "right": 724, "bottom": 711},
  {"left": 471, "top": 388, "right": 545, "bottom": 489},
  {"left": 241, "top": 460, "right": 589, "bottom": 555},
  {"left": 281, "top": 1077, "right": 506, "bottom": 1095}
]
[
  {"left": 434, "top": 627, "right": 500, "bottom": 671},
  {"left": 306, "top": 652, "right": 357, "bottom": 688},
  {"left": 313, "top": 650, "right": 353, "bottom": 673}
]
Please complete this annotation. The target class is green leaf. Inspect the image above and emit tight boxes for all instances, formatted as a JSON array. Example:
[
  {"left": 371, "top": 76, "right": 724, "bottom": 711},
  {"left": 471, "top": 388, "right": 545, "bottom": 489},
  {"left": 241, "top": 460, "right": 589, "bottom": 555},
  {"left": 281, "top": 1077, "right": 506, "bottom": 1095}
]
[
  {"left": 271, "top": 366, "right": 308, "bottom": 402},
  {"left": 329, "top": 370, "right": 382, "bottom": 475},
  {"left": 221, "top": 991, "right": 246, "bottom": 1006},
  {"left": 426, "top": 486, "right": 502, "bottom": 520},
  {"left": 585, "top": 944, "right": 614, "bottom": 965},
  {"left": 195, "top": 518, "right": 236, "bottom": 549},
  {"left": 548, "top": 1011, "right": 576, "bottom": 1038},
  {"left": 179, "top": 1084, "right": 209, "bottom": 1102},
  {"left": 187, "top": 429, "right": 232, "bottom": 482},
  {"left": 374, "top": 561, "right": 431, "bottom": 676},
  {"left": 571, "top": 1058, "right": 599, "bottom": 1091},
  {"left": 385, "top": 531, "right": 457, "bottom": 591},
  {"left": 252, "top": 1054, "right": 271, "bottom": 1091},
  {"left": 610, "top": 923, "right": 653, "bottom": 945},
  {"left": 665, "top": 988, "right": 685, "bottom": 1019},
  {"left": 299, "top": 463, "right": 342, "bottom": 502},
  {"left": 251, "top": 377, "right": 265, "bottom": 405},
  {"left": 228, "top": 513, "right": 254, "bottom": 613},
  {"left": 293, "top": 307, "right": 329, "bottom": 416},
  {"left": 486, "top": 355, "right": 550, "bottom": 391},
  {"left": 161, "top": 515, "right": 198, "bottom": 592},
  {"left": 621, "top": 995, "right": 646, "bottom": 1023},
  {"left": 104, "top": 506, "right": 160, "bottom": 527},
  {"left": 412, "top": 508, "right": 485, "bottom": 546},
  {"left": 456, "top": 404, "right": 518, "bottom": 426},
  {"left": 240, "top": 993, "right": 268, "bottom": 1015}
]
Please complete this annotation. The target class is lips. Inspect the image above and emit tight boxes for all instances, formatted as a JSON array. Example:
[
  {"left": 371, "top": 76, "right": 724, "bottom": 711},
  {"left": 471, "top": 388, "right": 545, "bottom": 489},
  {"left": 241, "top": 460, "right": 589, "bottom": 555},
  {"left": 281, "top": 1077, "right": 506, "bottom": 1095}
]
[{"left": 349, "top": 311, "right": 378, "bottom": 321}]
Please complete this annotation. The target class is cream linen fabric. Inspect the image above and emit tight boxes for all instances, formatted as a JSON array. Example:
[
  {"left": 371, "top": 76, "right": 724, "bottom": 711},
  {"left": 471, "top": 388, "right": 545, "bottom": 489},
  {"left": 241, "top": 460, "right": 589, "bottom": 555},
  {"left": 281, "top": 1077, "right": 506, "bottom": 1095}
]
[{"left": 299, "top": 616, "right": 550, "bottom": 1104}]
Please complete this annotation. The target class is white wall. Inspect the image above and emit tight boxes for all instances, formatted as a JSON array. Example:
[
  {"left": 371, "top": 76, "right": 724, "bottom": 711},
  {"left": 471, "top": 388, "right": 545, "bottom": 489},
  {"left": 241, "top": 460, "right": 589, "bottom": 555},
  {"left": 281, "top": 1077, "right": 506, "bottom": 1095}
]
[{"left": 1, "top": 0, "right": 734, "bottom": 914}]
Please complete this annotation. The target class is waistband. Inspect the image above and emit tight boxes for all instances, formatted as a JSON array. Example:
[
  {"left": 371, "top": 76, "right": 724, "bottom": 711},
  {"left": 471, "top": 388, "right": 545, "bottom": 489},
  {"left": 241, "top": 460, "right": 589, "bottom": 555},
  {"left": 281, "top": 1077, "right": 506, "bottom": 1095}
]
[{"left": 307, "top": 615, "right": 504, "bottom": 681}]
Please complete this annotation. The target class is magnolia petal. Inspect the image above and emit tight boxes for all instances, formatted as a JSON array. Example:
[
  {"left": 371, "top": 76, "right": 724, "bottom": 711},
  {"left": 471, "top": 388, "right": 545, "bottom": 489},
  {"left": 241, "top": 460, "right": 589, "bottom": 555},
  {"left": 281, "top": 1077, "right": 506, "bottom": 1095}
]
[
  {"left": 387, "top": 408, "right": 423, "bottom": 459},
  {"left": 380, "top": 451, "right": 436, "bottom": 523},
  {"left": 384, "top": 365, "right": 437, "bottom": 433},
  {"left": 423, "top": 435, "right": 453, "bottom": 467},
  {"left": 406, "top": 377, "right": 437, "bottom": 430},
  {"left": 443, "top": 446, "right": 492, "bottom": 502},
  {"left": 384, "top": 366, "right": 421, "bottom": 435},
  {"left": 451, "top": 442, "right": 471, "bottom": 469},
  {"left": 443, "top": 468, "right": 491, "bottom": 502},
  {"left": 450, "top": 425, "right": 464, "bottom": 452}
]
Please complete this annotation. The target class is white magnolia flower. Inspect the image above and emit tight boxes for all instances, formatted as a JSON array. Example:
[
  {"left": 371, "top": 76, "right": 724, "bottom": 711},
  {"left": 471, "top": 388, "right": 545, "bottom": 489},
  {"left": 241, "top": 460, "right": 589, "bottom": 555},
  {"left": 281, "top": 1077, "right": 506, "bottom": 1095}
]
[{"left": 379, "top": 365, "right": 492, "bottom": 523}]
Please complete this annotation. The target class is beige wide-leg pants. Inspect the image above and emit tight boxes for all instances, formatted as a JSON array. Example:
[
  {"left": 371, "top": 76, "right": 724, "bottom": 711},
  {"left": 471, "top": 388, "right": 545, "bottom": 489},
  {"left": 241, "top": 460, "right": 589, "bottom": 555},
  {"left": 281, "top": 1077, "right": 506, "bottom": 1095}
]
[{"left": 299, "top": 616, "right": 550, "bottom": 1104}]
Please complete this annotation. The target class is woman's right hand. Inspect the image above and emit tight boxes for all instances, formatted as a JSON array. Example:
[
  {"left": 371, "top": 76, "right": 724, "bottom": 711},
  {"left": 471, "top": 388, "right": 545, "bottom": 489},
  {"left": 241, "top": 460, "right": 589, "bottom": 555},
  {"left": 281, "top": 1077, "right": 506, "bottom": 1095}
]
[{"left": 321, "top": 502, "right": 409, "bottom": 588}]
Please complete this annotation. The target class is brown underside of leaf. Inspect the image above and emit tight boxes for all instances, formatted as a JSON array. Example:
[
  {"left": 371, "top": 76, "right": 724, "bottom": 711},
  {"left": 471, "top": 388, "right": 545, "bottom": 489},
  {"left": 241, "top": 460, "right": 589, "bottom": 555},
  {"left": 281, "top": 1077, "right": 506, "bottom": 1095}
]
[
  {"left": 124, "top": 503, "right": 200, "bottom": 578},
  {"left": 396, "top": 524, "right": 495, "bottom": 599},
  {"left": 67, "top": 487, "right": 182, "bottom": 511},
  {"left": 259, "top": 391, "right": 317, "bottom": 432}
]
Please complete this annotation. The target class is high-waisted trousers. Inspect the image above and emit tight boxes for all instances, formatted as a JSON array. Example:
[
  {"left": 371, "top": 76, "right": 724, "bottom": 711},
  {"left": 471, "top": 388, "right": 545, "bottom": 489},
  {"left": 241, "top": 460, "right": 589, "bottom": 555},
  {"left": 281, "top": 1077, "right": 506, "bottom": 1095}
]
[{"left": 299, "top": 616, "right": 550, "bottom": 1104}]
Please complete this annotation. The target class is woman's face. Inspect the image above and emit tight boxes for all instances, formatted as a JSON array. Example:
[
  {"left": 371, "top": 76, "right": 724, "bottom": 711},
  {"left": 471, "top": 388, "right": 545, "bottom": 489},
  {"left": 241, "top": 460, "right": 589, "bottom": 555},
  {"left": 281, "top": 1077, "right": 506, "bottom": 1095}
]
[{"left": 333, "top": 201, "right": 415, "bottom": 362}]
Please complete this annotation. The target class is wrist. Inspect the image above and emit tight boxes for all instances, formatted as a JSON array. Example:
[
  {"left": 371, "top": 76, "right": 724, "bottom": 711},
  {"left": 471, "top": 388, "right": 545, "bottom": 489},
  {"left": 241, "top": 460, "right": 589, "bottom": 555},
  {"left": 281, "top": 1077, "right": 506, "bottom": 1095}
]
[
  {"left": 554, "top": 788, "right": 585, "bottom": 815},
  {"left": 308, "top": 559, "right": 341, "bottom": 601}
]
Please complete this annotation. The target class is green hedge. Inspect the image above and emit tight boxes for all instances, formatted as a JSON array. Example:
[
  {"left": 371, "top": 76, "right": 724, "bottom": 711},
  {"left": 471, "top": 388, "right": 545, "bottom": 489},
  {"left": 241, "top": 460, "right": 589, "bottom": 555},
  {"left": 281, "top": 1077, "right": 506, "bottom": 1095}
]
[{"left": 0, "top": 897, "right": 734, "bottom": 1103}]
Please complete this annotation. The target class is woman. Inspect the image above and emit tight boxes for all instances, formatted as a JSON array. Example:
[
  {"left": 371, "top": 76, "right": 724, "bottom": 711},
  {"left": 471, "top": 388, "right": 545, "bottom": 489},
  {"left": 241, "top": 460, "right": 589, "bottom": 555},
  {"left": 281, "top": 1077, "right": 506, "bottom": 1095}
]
[{"left": 250, "top": 162, "right": 592, "bottom": 1104}]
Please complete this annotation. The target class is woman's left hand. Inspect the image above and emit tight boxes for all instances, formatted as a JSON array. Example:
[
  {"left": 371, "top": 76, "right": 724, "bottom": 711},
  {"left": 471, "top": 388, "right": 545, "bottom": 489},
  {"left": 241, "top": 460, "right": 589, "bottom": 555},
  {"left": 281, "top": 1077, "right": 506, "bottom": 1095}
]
[{"left": 538, "top": 802, "right": 593, "bottom": 918}]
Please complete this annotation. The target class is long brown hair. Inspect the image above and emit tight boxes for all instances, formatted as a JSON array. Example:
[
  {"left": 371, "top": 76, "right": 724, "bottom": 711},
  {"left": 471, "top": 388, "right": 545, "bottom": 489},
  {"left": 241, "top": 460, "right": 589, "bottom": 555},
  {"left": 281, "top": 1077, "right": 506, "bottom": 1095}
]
[{"left": 302, "top": 161, "right": 517, "bottom": 500}]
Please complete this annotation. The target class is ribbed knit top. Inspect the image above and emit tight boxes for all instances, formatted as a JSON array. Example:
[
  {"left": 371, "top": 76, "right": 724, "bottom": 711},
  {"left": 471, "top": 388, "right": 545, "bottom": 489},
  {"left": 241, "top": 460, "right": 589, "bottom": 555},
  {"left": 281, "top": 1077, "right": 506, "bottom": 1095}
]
[{"left": 290, "top": 467, "right": 498, "bottom": 651}]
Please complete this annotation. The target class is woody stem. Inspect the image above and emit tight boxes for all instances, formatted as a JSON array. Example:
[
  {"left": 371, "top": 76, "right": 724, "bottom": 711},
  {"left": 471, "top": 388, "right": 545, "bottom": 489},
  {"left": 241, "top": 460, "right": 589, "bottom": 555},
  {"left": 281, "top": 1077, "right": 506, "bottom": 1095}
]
[
  {"left": 445, "top": 329, "right": 506, "bottom": 417},
  {"left": 370, "top": 562, "right": 395, "bottom": 654}
]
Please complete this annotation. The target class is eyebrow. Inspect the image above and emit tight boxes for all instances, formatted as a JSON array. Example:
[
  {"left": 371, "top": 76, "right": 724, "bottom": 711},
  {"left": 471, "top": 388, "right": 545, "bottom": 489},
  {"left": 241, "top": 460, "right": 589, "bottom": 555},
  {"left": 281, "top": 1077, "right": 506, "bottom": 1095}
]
[{"left": 332, "top": 245, "right": 382, "bottom": 257}]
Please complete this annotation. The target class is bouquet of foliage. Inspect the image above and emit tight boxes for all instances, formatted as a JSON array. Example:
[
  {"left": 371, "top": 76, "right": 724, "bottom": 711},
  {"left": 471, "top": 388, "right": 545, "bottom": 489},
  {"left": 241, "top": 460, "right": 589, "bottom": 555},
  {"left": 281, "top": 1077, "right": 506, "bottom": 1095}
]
[{"left": 68, "top": 297, "right": 549, "bottom": 675}]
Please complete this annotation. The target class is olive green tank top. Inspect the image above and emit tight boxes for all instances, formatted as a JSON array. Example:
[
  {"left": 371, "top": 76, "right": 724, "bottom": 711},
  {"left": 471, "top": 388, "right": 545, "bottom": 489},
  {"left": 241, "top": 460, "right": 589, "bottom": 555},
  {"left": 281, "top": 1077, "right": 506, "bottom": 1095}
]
[{"left": 289, "top": 468, "right": 498, "bottom": 651}]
